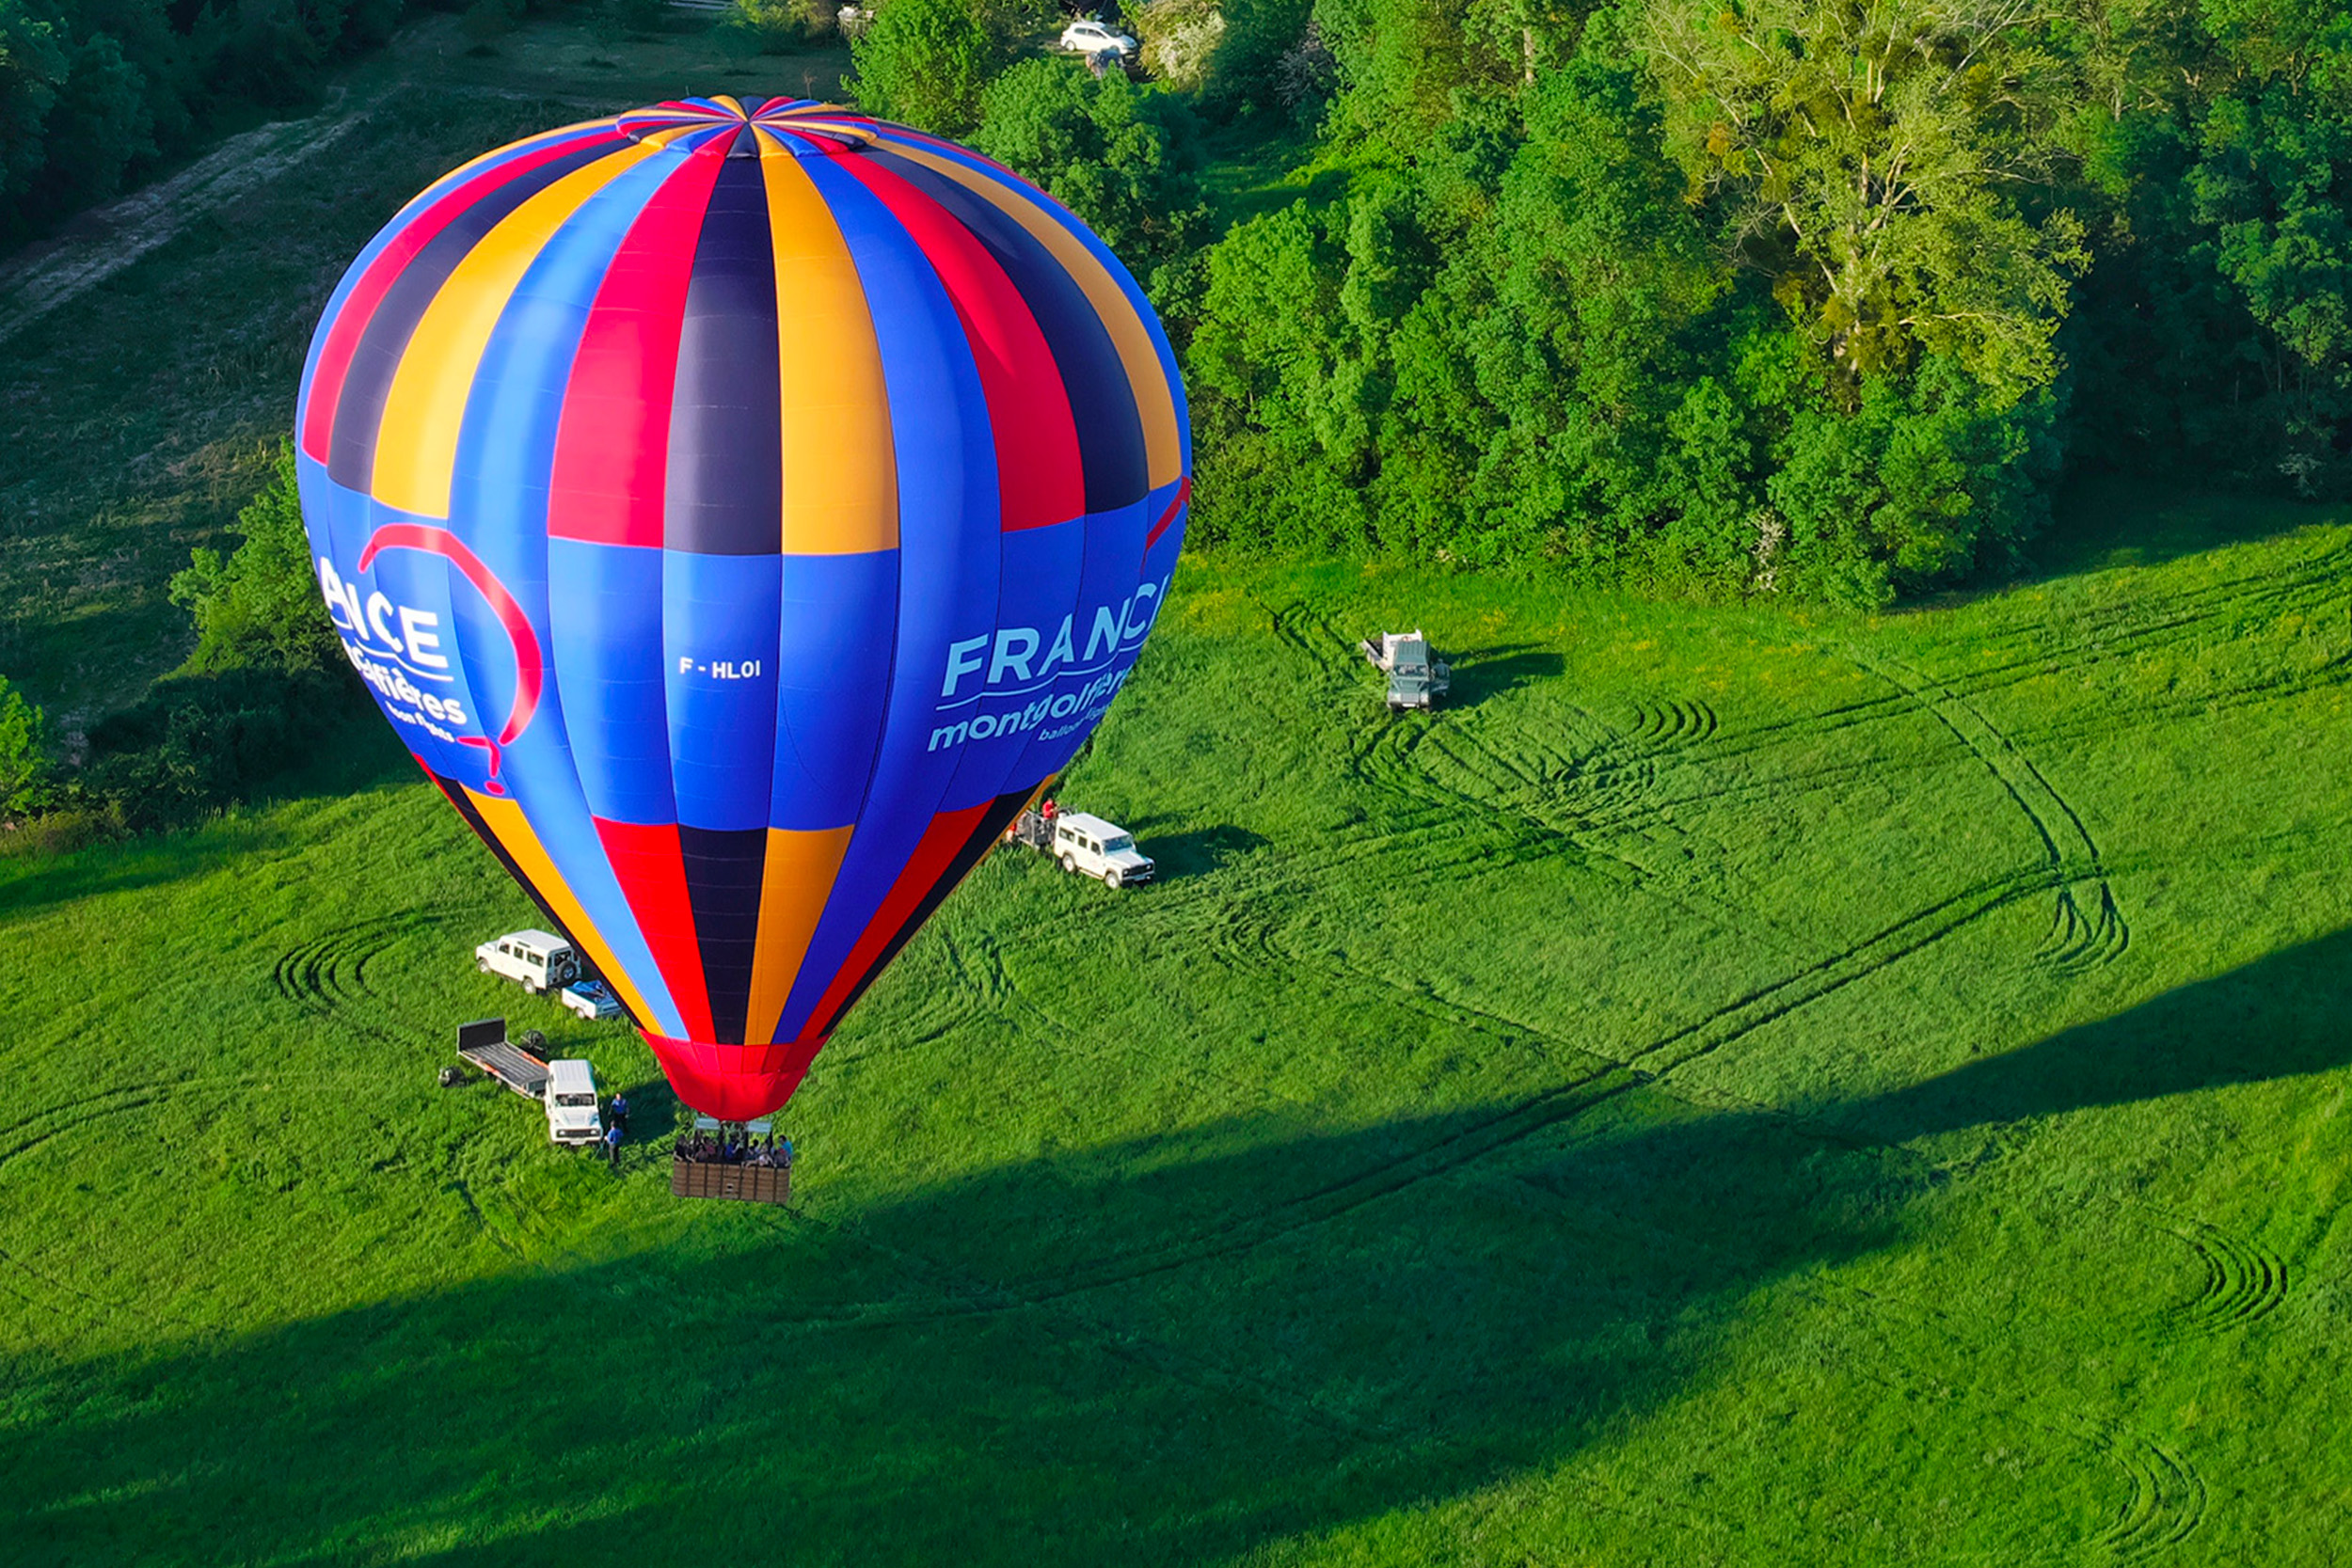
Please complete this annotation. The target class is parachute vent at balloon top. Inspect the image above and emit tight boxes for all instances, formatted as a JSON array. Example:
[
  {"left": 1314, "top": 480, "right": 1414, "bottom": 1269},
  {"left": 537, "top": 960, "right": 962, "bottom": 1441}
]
[{"left": 294, "top": 94, "right": 1192, "bottom": 1120}]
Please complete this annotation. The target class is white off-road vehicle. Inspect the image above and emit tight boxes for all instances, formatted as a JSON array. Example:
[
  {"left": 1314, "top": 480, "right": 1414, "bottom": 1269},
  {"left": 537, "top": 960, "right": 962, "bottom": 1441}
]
[
  {"left": 1045, "top": 810, "right": 1154, "bottom": 889},
  {"left": 544, "top": 1058, "right": 603, "bottom": 1147},
  {"left": 476, "top": 929, "right": 580, "bottom": 994}
]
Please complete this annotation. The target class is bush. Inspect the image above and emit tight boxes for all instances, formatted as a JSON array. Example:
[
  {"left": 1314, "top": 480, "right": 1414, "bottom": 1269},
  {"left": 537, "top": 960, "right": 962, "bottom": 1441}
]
[
  {"left": 1133, "top": 0, "right": 1221, "bottom": 91},
  {"left": 80, "top": 667, "right": 364, "bottom": 832},
  {"left": 0, "top": 674, "right": 55, "bottom": 821},
  {"left": 729, "top": 0, "right": 836, "bottom": 51},
  {"left": 1, "top": 0, "right": 413, "bottom": 241},
  {"left": 169, "top": 441, "right": 343, "bottom": 676}
]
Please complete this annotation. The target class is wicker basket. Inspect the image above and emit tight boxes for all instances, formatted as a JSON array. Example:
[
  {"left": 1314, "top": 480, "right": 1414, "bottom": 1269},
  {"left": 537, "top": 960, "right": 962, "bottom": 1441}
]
[{"left": 671, "top": 1158, "right": 791, "bottom": 1205}]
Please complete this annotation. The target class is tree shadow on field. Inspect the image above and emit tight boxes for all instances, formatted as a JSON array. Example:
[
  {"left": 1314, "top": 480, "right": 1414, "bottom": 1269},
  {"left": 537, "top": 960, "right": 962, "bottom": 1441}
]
[
  {"left": 8, "top": 930, "right": 2352, "bottom": 1565},
  {"left": 1442, "top": 644, "right": 1565, "bottom": 709}
]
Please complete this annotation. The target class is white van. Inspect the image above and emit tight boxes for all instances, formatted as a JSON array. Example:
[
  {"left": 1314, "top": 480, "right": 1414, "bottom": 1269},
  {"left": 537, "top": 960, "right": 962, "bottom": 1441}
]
[
  {"left": 544, "top": 1058, "right": 603, "bottom": 1147},
  {"left": 476, "top": 929, "right": 580, "bottom": 993},
  {"left": 1050, "top": 811, "right": 1155, "bottom": 888}
]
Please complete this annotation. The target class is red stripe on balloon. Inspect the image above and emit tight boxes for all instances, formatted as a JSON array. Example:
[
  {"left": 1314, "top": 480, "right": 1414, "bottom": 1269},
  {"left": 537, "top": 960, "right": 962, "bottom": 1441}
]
[
  {"left": 594, "top": 817, "right": 717, "bottom": 1042},
  {"left": 801, "top": 135, "right": 1085, "bottom": 532},
  {"left": 1144, "top": 475, "right": 1191, "bottom": 550},
  {"left": 803, "top": 799, "right": 995, "bottom": 1037},
  {"left": 300, "top": 128, "right": 623, "bottom": 464},
  {"left": 356, "top": 523, "right": 543, "bottom": 751},
  {"left": 547, "top": 135, "right": 732, "bottom": 547}
]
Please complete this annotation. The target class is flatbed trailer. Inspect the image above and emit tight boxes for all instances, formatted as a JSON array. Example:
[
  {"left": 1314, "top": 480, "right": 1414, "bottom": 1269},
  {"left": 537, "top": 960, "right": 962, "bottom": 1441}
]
[{"left": 455, "top": 1018, "right": 548, "bottom": 1100}]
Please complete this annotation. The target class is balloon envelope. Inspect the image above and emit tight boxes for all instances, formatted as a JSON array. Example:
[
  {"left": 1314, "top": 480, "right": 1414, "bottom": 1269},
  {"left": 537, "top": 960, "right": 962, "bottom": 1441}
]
[{"left": 295, "top": 97, "right": 1190, "bottom": 1118}]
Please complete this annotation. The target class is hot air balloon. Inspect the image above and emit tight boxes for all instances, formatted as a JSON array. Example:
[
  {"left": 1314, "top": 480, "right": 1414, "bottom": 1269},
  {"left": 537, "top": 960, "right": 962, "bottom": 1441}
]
[{"left": 294, "top": 96, "right": 1190, "bottom": 1120}]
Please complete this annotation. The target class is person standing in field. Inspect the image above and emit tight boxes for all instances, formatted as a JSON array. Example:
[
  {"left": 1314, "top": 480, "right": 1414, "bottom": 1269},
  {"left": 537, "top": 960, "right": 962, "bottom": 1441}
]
[
  {"left": 609, "top": 1092, "right": 628, "bottom": 1136},
  {"left": 604, "top": 1120, "right": 624, "bottom": 1171}
]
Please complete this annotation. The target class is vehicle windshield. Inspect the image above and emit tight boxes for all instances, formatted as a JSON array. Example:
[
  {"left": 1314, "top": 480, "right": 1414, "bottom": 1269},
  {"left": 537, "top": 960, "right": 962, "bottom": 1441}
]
[
  {"left": 555, "top": 1092, "right": 596, "bottom": 1108},
  {"left": 1102, "top": 834, "right": 1134, "bottom": 852}
]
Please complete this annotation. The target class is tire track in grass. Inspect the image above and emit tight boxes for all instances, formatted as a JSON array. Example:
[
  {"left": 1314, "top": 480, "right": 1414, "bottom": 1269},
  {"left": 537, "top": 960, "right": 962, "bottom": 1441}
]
[
  {"left": 1847, "top": 648, "right": 2129, "bottom": 978},
  {"left": 1673, "top": 539, "right": 2352, "bottom": 776},
  {"left": 1000, "top": 865, "right": 2070, "bottom": 1299},
  {"left": 1264, "top": 596, "right": 1804, "bottom": 956},
  {"left": 272, "top": 910, "right": 619, "bottom": 1279},
  {"left": 0, "top": 1070, "right": 366, "bottom": 1329},
  {"left": 1820, "top": 1280, "right": 2210, "bottom": 1563},
  {"left": 2142, "top": 1214, "right": 2288, "bottom": 1345},
  {"left": 1629, "top": 697, "right": 1718, "bottom": 745},
  {"left": 2093, "top": 1421, "right": 2209, "bottom": 1562},
  {"left": 749, "top": 1204, "right": 1749, "bottom": 1547}
]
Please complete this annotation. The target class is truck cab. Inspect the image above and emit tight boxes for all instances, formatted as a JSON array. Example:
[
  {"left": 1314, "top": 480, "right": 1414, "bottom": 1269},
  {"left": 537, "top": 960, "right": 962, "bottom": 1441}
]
[
  {"left": 1050, "top": 811, "right": 1154, "bottom": 889},
  {"left": 475, "top": 929, "right": 580, "bottom": 993},
  {"left": 543, "top": 1058, "right": 603, "bottom": 1147}
]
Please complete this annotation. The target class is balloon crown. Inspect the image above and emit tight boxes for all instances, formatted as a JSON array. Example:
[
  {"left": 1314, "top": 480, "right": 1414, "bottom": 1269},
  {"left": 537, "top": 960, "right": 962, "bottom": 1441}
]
[{"left": 616, "top": 96, "right": 880, "bottom": 157}]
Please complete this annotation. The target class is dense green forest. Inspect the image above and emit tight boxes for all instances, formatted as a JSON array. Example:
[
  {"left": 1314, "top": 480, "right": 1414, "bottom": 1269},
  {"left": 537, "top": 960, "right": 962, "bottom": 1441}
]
[{"left": 857, "top": 0, "right": 2351, "bottom": 601}]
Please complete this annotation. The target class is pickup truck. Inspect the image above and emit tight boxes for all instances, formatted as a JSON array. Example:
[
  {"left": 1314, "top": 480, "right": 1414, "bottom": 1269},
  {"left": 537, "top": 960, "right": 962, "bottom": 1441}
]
[{"left": 561, "top": 979, "right": 621, "bottom": 1021}]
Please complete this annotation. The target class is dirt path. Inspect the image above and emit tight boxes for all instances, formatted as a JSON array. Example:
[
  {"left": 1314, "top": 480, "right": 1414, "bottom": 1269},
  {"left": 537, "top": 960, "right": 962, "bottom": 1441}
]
[{"left": 0, "top": 88, "right": 381, "bottom": 349}]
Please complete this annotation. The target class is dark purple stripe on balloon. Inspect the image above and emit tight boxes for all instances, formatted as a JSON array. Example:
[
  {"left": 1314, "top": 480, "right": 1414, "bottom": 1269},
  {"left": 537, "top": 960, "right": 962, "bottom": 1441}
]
[
  {"left": 862, "top": 145, "right": 1148, "bottom": 515},
  {"left": 819, "top": 784, "right": 1034, "bottom": 1029},
  {"left": 663, "top": 152, "right": 783, "bottom": 555},
  {"left": 678, "top": 824, "right": 767, "bottom": 1044}
]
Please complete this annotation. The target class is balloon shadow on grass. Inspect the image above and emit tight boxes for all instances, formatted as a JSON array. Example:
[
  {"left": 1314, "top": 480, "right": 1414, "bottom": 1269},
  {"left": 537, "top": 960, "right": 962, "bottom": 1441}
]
[{"left": 7, "top": 927, "right": 2352, "bottom": 1565}]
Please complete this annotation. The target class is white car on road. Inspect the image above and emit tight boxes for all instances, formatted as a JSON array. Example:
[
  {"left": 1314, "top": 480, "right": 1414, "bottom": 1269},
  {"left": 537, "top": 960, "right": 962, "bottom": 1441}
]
[
  {"left": 1060, "top": 18, "right": 1137, "bottom": 55},
  {"left": 1050, "top": 810, "right": 1154, "bottom": 889}
]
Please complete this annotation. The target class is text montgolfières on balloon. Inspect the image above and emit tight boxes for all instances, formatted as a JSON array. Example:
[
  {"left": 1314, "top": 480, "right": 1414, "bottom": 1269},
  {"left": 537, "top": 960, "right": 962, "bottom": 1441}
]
[{"left": 294, "top": 97, "right": 1191, "bottom": 1120}]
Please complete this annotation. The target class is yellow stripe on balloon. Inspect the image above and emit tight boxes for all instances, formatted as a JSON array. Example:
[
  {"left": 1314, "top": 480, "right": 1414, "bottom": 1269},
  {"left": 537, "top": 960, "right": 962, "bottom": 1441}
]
[
  {"left": 464, "top": 786, "right": 665, "bottom": 1034},
  {"left": 370, "top": 139, "right": 661, "bottom": 519},
  {"left": 755, "top": 129, "right": 900, "bottom": 552},
  {"left": 745, "top": 825, "right": 855, "bottom": 1044},
  {"left": 874, "top": 139, "right": 1183, "bottom": 490}
]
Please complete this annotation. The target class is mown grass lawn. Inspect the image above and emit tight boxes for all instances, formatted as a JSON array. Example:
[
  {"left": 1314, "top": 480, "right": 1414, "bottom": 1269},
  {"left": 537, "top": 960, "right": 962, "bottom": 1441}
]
[{"left": 4, "top": 485, "right": 2350, "bottom": 1563}]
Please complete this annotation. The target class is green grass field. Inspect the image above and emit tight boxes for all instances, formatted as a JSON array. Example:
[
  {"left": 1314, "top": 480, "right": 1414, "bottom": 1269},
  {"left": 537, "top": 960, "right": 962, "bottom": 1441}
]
[{"left": 6, "top": 483, "right": 2352, "bottom": 1563}]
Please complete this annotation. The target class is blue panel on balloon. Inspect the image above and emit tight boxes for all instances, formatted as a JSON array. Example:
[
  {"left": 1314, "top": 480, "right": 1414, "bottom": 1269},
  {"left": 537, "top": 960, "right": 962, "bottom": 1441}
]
[
  {"left": 664, "top": 548, "right": 781, "bottom": 833},
  {"left": 549, "top": 538, "right": 673, "bottom": 825},
  {"left": 772, "top": 548, "right": 898, "bottom": 832}
]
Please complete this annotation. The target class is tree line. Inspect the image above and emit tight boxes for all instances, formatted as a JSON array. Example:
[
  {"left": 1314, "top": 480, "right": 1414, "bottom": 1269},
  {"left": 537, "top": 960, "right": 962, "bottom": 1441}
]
[{"left": 859, "top": 0, "right": 2352, "bottom": 602}]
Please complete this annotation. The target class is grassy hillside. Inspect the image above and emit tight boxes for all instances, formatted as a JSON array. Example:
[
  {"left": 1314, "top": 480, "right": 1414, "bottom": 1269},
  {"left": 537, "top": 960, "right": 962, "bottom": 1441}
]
[{"left": 5, "top": 488, "right": 2350, "bottom": 1563}]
